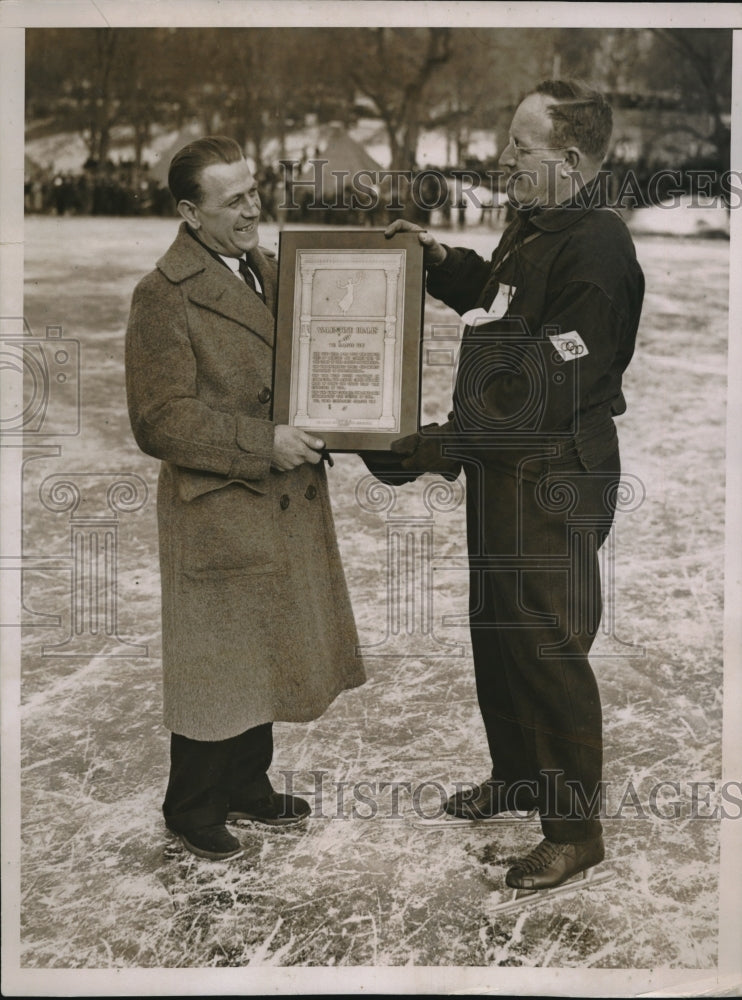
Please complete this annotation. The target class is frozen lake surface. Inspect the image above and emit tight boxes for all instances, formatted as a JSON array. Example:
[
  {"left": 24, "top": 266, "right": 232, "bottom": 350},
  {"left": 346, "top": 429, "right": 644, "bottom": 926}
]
[{"left": 14, "top": 216, "right": 730, "bottom": 977}]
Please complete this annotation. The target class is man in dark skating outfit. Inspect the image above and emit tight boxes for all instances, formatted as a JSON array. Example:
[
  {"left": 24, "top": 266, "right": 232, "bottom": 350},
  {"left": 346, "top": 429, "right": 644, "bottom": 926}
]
[{"left": 381, "top": 80, "right": 644, "bottom": 889}]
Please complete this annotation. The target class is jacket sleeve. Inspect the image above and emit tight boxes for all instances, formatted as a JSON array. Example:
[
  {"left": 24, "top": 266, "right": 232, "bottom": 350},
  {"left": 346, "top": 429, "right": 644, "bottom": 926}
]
[
  {"left": 454, "top": 278, "right": 624, "bottom": 438},
  {"left": 425, "top": 246, "right": 494, "bottom": 315},
  {"left": 125, "top": 272, "right": 274, "bottom": 481}
]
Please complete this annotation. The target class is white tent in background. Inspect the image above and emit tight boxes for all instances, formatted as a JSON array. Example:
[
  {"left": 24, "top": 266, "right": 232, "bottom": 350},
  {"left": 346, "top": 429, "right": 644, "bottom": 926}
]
[
  {"left": 295, "top": 125, "right": 384, "bottom": 202},
  {"left": 147, "top": 121, "right": 387, "bottom": 199}
]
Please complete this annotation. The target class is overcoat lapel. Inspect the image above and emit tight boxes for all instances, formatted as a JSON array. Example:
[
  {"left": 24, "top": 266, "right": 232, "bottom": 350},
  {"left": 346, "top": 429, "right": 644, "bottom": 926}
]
[
  {"left": 157, "top": 223, "right": 276, "bottom": 348},
  {"left": 186, "top": 267, "right": 275, "bottom": 347},
  {"left": 247, "top": 247, "right": 277, "bottom": 316}
]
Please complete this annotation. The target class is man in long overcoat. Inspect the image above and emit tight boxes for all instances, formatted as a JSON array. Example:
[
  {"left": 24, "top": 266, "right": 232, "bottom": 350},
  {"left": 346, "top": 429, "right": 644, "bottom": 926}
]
[{"left": 126, "top": 136, "right": 365, "bottom": 861}]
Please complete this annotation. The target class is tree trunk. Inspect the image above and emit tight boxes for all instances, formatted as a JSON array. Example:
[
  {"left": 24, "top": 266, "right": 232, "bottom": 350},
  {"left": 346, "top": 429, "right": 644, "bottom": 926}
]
[
  {"left": 385, "top": 121, "right": 402, "bottom": 173},
  {"left": 134, "top": 121, "right": 149, "bottom": 172},
  {"left": 399, "top": 120, "right": 421, "bottom": 172},
  {"left": 84, "top": 29, "right": 119, "bottom": 175}
]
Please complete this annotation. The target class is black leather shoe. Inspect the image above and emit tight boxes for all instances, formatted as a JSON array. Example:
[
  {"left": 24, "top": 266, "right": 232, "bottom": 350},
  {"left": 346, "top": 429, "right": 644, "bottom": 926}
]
[
  {"left": 167, "top": 823, "right": 243, "bottom": 861},
  {"left": 227, "top": 792, "right": 310, "bottom": 827},
  {"left": 445, "top": 780, "right": 535, "bottom": 820},
  {"left": 505, "top": 836, "right": 605, "bottom": 889}
]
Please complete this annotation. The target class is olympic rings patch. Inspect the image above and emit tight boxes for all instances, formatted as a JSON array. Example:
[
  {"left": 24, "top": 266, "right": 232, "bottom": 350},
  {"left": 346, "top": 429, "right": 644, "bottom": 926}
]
[{"left": 548, "top": 330, "right": 589, "bottom": 362}]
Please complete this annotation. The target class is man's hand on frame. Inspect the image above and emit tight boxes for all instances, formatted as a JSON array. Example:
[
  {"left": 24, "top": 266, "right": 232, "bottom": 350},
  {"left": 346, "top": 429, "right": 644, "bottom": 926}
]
[
  {"left": 271, "top": 425, "right": 324, "bottom": 471},
  {"left": 384, "top": 219, "right": 447, "bottom": 267},
  {"left": 391, "top": 422, "right": 461, "bottom": 481}
]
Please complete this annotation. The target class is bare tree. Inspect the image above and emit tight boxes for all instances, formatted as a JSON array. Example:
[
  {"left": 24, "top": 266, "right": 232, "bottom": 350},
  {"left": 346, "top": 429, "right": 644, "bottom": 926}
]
[
  {"left": 338, "top": 28, "right": 453, "bottom": 171},
  {"left": 26, "top": 26, "right": 733, "bottom": 185},
  {"left": 26, "top": 28, "right": 179, "bottom": 174},
  {"left": 650, "top": 28, "right": 731, "bottom": 164},
  {"left": 25, "top": 28, "right": 123, "bottom": 171}
]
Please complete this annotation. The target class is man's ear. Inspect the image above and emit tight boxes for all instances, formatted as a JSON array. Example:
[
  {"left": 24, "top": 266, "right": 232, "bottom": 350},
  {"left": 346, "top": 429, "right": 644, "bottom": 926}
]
[
  {"left": 177, "top": 199, "right": 199, "bottom": 228},
  {"left": 563, "top": 147, "right": 581, "bottom": 173}
]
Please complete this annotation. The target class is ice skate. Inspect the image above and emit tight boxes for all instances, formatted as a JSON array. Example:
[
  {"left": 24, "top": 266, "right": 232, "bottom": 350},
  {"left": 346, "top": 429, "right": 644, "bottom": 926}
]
[
  {"left": 413, "top": 807, "right": 538, "bottom": 830},
  {"left": 490, "top": 836, "right": 613, "bottom": 913},
  {"left": 490, "top": 863, "right": 615, "bottom": 915}
]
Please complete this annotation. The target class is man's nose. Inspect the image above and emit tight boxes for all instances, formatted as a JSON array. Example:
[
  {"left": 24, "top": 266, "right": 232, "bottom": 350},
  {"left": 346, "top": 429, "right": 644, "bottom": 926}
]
[
  {"left": 499, "top": 144, "right": 515, "bottom": 169},
  {"left": 241, "top": 195, "right": 260, "bottom": 216}
]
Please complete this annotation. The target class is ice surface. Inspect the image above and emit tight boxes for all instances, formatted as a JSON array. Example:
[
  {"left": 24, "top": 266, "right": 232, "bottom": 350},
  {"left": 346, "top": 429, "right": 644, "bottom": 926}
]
[{"left": 16, "top": 217, "right": 727, "bottom": 969}]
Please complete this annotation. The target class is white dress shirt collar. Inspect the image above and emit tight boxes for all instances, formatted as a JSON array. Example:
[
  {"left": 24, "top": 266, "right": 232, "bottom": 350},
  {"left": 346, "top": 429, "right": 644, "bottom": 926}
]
[{"left": 218, "top": 252, "right": 263, "bottom": 295}]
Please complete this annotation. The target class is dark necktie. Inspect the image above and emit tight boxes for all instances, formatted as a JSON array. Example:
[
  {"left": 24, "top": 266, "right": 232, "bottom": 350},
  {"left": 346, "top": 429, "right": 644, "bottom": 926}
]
[{"left": 238, "top": 257, "right": 264, "bottom": 301}]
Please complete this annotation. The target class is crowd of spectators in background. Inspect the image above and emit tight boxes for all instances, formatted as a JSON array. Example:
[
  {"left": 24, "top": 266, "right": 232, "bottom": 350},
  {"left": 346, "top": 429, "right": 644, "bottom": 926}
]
[
  {"left": 23, "top": 155, "right": 508, "bottom": 226},
  {"left": 26, "top": 159, "right": 190, "bottom": 217}
]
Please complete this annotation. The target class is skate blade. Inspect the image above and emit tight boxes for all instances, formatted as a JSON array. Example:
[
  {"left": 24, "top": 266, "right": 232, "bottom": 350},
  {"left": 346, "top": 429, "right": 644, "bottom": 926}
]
[
  {"left": 412, "top": 809, "right": 538, "bottom": 830},
  {"left": 489, "top": 866, "right": 615, "bottom": 915}
]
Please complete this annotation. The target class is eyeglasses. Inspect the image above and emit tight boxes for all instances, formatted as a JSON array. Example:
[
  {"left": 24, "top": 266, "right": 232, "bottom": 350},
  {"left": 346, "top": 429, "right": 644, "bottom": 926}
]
[{"left": 506, "top": 136, "right": 566, "bottom": 156}]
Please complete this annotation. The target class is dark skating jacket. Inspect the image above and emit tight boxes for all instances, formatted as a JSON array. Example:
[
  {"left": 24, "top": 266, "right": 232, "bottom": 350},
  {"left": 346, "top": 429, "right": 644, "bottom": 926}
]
[{"left": 427, "top": 198, "right": 645, "bottom": 475}]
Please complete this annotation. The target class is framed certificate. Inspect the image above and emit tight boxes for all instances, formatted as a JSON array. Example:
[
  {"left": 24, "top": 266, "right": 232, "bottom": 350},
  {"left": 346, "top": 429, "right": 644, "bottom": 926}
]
[{"left": 273, "top": 230, "right": 425, "bottom": 451}]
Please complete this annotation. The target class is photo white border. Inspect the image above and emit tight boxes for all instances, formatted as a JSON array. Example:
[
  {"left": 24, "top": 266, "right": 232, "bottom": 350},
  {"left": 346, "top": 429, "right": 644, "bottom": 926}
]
[{"left": 2, "top": 2, "right": 741, "bottom": 995}]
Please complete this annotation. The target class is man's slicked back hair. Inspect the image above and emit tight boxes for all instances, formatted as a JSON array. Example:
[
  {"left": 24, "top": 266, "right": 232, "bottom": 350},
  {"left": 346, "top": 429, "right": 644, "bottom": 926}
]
[
  {"left": 168, "top": 135, "right": 244, "bottom": 205},
  {"left": 534, "top": 79, "right": 613, "bottom": 161}
]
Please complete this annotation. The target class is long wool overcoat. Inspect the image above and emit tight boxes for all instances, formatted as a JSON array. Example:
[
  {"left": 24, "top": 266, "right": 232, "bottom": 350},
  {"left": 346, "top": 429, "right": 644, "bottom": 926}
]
[{"left": 126, "top": 224, "right": 365, "bottom": 740}]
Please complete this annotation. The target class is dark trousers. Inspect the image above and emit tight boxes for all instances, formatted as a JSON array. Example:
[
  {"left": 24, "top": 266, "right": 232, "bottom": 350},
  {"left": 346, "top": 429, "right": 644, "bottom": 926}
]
[
  {"left": 465, "top": 448, "right": 620, "bottom": 843},
  {"left": 162, "top": 723, "right": 274, "bottom": 832}
]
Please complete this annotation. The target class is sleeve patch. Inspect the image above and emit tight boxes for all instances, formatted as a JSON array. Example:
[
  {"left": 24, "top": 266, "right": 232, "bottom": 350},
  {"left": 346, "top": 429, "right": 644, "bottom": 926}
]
[{"left": 548, "top": 330, "right": 589, "bottom": 362}]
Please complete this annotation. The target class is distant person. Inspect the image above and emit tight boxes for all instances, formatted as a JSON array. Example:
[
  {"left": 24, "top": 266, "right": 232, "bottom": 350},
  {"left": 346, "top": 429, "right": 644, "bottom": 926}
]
[
  {"left": 381, "top": 80, "right": 644, "bottom": 893},
  {"left": 456, "top": 192, "right": 467, "bottom": 229},
  {"left": 126, "top": 136, "right": 365, "bottom": 861}
]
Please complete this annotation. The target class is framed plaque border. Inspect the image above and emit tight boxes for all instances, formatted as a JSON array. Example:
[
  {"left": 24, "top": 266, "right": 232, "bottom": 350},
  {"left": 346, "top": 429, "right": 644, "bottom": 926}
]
[{"left": 273, "top": 229, "right": 425, "bottom": 451}]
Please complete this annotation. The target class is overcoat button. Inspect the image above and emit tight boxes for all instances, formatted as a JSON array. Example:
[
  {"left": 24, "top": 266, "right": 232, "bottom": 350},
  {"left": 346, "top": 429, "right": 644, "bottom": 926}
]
[
  {"left": 280, "top": 494, "right": 290, "bottom": 510},
  {"left": 305, "top": 485, "right": 317, "bottom": 500},
  {"left": 258, "top": 387, "right": 272, "bottom": 404}
]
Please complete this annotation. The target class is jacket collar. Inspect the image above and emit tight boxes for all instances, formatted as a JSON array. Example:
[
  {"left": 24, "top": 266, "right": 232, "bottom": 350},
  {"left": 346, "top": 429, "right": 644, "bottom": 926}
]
[
  {"left": 529, "top": 206, "right": 592, "bottom": 233},
  {"left": 156, "top": 223, "right": 276, "bottom": 348},
  {"left": 527, "top": 175, "right": 612, "bottom": 233}
]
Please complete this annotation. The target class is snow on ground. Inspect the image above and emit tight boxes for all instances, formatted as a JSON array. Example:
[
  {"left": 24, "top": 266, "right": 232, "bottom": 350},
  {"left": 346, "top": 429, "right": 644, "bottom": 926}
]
[
  {"left": 15, "top": 215, "right": 728, "bottom": 971},
  {"left": 25, "top": 121, "right": 496, "bottom": 176},
  {"left": 625, "top": 198, "right": 730, "bottom": 239}
]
